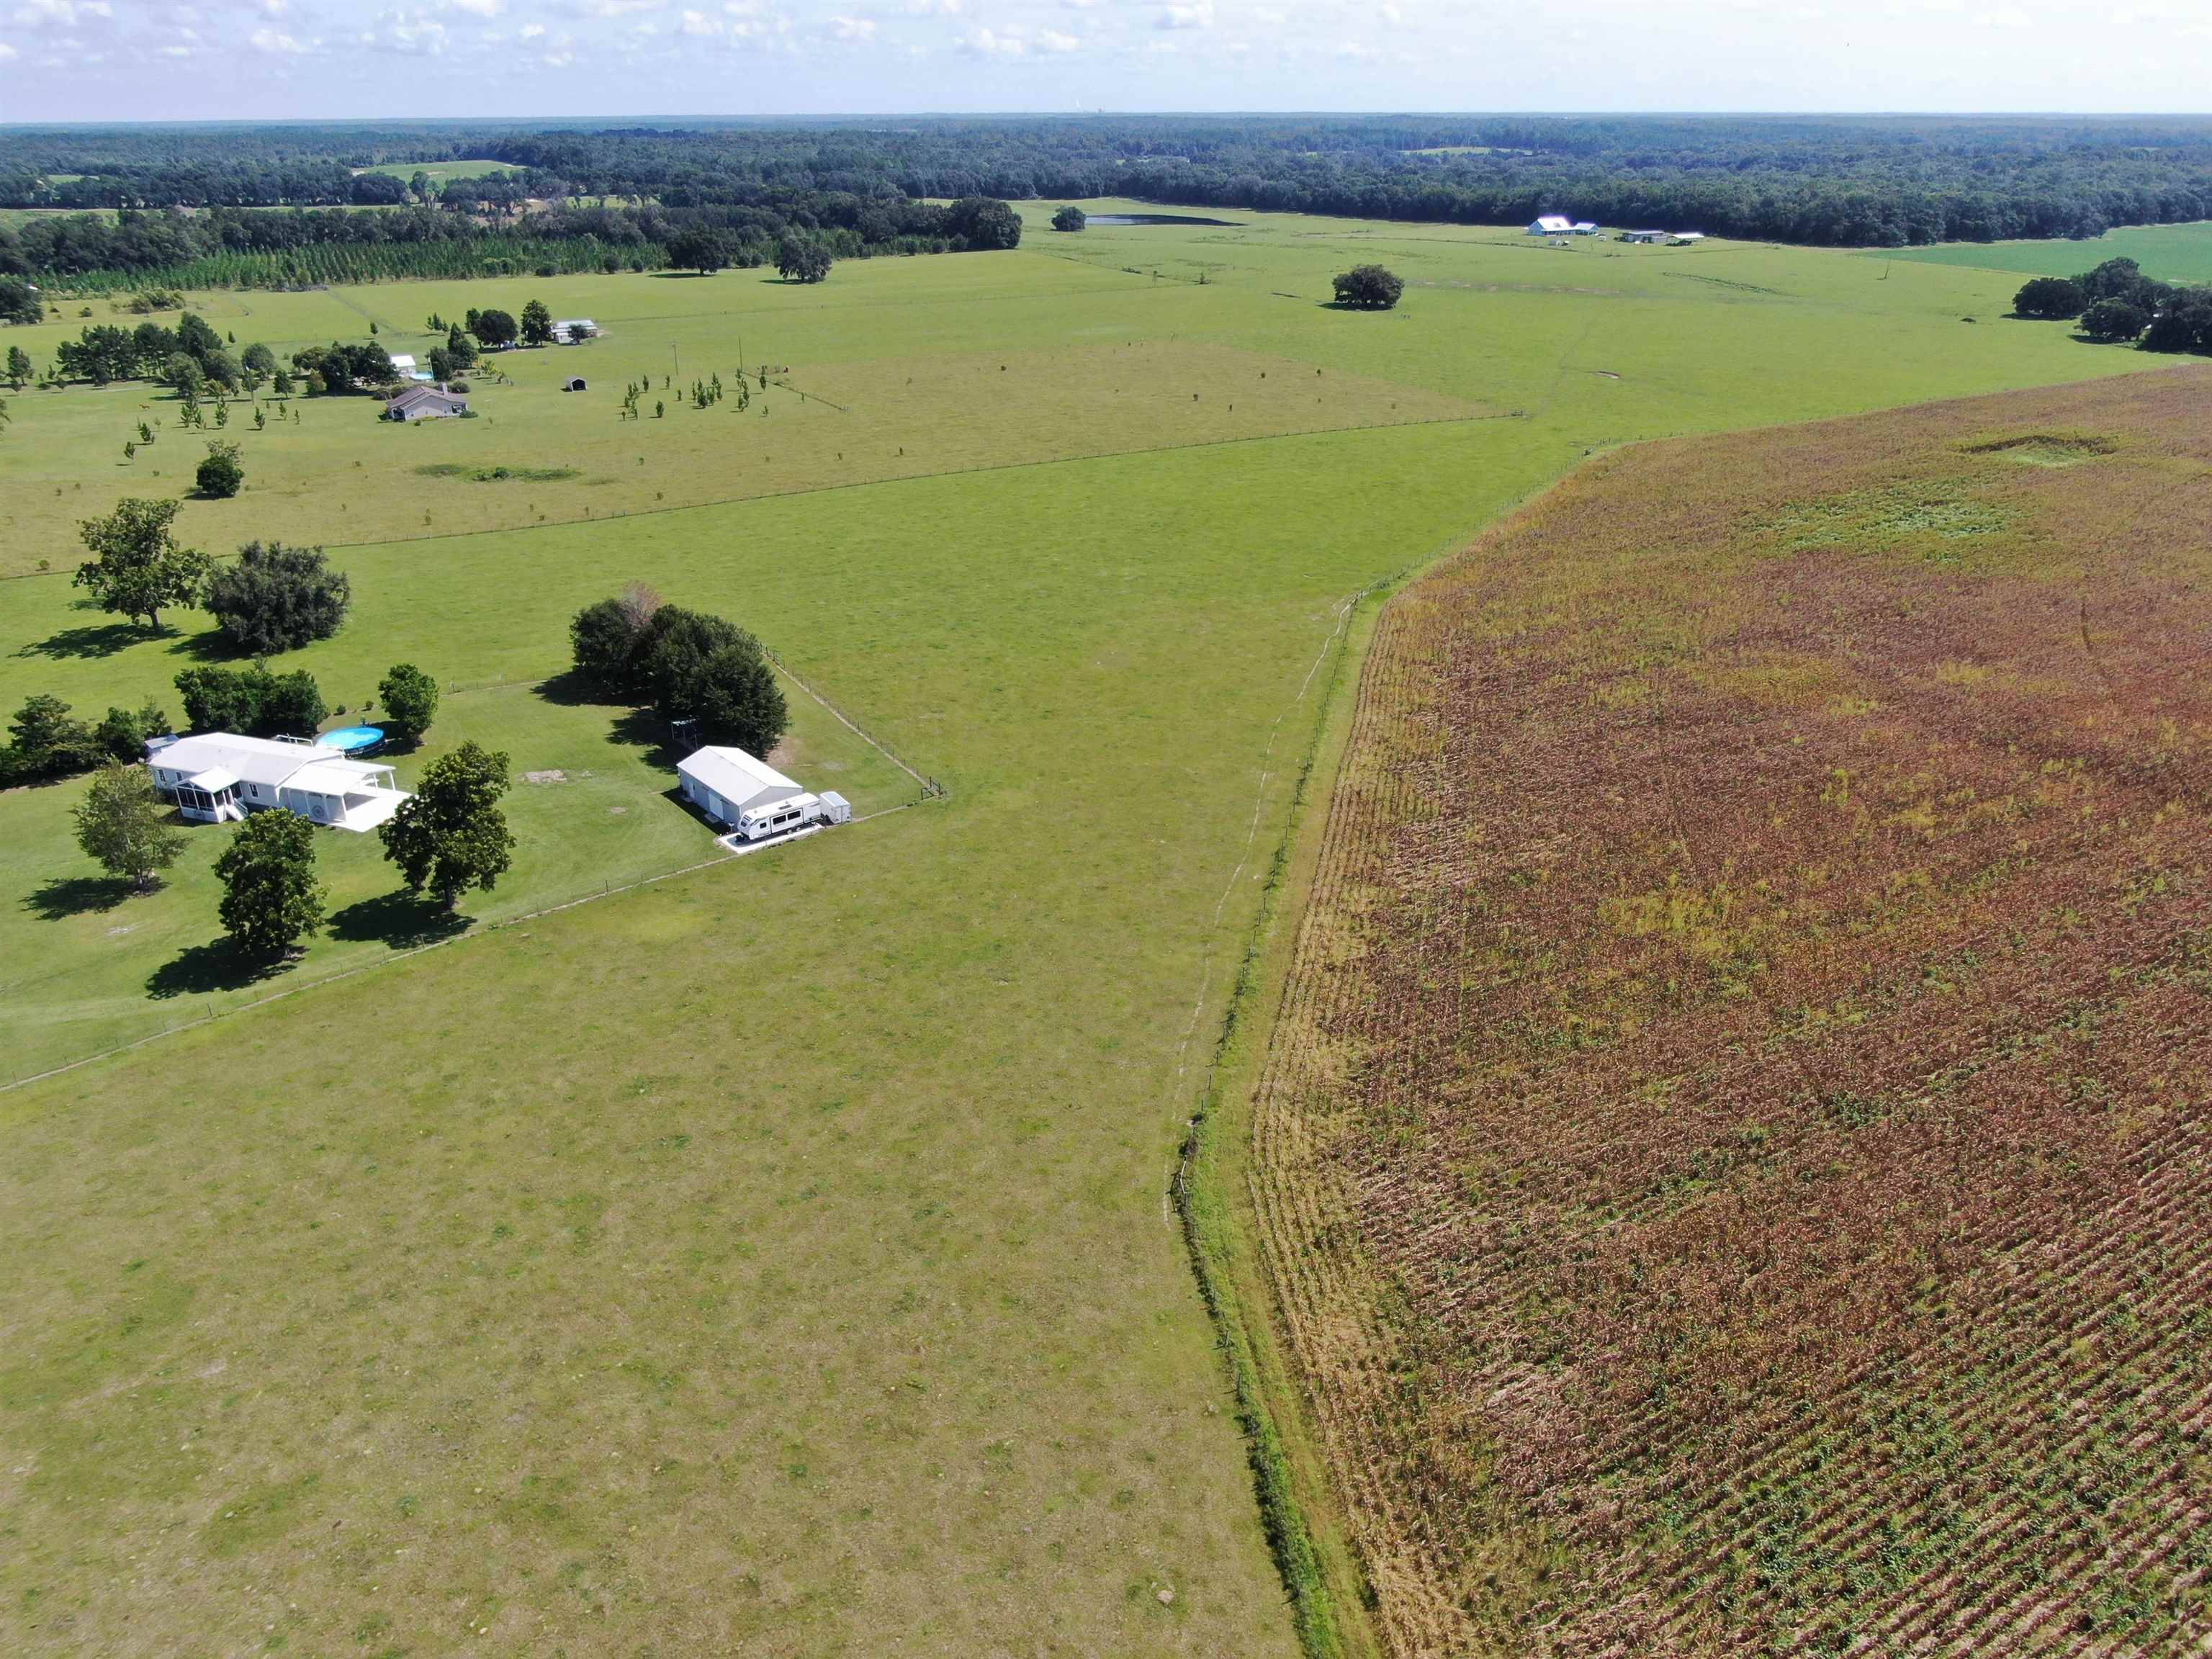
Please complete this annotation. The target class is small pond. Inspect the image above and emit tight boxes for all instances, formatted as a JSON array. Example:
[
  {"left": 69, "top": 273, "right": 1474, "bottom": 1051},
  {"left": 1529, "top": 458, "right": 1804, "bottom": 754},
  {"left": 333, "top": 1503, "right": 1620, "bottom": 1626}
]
[{"left": 1082, "top": 213, "right": 1242, "bottom": 228}]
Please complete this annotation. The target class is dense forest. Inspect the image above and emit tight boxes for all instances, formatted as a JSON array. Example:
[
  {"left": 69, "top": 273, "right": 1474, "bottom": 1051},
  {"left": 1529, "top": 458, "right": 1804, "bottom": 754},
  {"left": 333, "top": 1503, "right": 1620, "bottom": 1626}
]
[{"left": 4, "top": 115, "right": 2212, "bottom": 289}]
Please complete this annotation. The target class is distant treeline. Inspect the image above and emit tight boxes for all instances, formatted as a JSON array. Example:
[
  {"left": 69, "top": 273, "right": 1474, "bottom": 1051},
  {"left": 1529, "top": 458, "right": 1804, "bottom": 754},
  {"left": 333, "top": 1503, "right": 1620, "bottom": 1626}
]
[
  {"left": 4, "top": 116, "right": 2212, "bottom": 277},
  {"left": 0, "top": 194, "right": 1022, "bottom": 293}
]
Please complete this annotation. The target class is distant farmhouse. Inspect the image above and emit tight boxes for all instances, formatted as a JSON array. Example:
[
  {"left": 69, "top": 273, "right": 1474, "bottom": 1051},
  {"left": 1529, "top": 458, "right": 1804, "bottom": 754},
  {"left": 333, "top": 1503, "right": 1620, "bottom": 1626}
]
[
  {"left": 1529, "top": 215, "right": 1600, "bottom": 235},
  {"left": 148, "top": 732, "right": 409, "bottom": 832},
  {"left": 552, "top": 318, "right": 597, "bottom": 345},
  {"left": 1622, "top": 230, "right": 1708, "bottom": 246},
  {"left": 385, "top": 385, "right": 468, "bottom": 421}
]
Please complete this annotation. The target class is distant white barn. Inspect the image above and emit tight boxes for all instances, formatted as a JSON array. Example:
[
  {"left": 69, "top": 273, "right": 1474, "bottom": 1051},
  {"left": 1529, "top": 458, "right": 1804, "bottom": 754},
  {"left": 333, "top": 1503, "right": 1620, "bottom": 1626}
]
[
  {"left": 148, "top": 732, "right": 409, "bottom": 832},
  {"left": 676, "top": 745, "right": 850, "bottom": 842},
  {"left": 1527, "top": 215, "right": 1574, "bottom": 235},
  {"left": 1621, "top": 230, "right": 1670, "bottom": 244},
  {"left": 552, "top": 318, "right": 597, "bottom": 345}
]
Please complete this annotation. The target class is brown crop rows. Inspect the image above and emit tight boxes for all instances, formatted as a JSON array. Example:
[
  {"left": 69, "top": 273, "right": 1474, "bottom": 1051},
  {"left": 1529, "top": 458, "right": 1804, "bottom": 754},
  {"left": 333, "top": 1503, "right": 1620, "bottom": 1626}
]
[{"left": 1249, "top": 368, "right": 2212, "bottom": 1657}]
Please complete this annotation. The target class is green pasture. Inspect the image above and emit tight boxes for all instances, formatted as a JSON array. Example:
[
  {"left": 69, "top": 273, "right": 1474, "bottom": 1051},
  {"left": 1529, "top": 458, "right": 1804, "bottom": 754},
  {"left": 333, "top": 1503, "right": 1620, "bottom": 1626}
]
[
  {"left": 2, "top": 199, "right": 2157, "bottom": 579},
  {"left": 1881, "top": 220, "right": 2212, "bottom": 285},
  {"left": 0, "top": 200, "right": 2185, "bottom": 1658},
  {"left": 354, "top": 158, "right": 515, "bottom": 183}
]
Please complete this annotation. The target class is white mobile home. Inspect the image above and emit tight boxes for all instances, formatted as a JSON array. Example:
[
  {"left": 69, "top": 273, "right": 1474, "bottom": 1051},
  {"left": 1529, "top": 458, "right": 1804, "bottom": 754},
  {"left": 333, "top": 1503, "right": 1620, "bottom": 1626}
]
[
  {"left": 1527, "top": 215, "right": 1575, "bottom": 235},
  {"left": 150, "top": 732, "right": 410, "bottom": 832},
  {"left": 552, "top": 318, "right": 597, "bottom": 344}
]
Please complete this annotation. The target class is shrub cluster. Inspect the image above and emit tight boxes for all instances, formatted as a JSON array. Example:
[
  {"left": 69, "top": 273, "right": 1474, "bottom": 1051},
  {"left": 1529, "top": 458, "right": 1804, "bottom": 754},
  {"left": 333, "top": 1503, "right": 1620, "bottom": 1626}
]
[
  {"left": 1, "top": 693, "right": 168, "bottom": 785},
  {"left": 174, "top": 662, "right": 326, "bottom": 737}
]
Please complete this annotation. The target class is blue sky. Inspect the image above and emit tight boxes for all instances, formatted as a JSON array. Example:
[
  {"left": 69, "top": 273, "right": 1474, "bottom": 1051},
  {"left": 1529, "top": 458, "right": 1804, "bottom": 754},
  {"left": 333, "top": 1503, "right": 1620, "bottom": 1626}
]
[{"left": 1, "top": 0, "right": 2207, "bottom": 124}]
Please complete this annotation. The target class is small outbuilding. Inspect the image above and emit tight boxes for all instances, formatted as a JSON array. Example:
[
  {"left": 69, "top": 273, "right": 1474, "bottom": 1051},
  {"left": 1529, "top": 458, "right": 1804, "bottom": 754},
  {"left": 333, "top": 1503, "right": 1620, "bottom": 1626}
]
[
  {"left": 562, "top": 377, "right": 587, "bottom": 392},
  {"left": 385, "top": 385, "right": 469, "bottom": 421},
  {"left": 1620, "top": 230, "right": 1669, "bottom": 244},
  {"left": 677, "top": 745, "right": 842, "bottom": 842}
]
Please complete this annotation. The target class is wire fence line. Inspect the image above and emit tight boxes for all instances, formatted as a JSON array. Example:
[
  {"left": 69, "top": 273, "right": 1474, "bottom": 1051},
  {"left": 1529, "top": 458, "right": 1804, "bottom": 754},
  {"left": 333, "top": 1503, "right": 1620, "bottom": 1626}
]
[{"left": 2, "top": 659, "right": 946, "bottom": 1094}]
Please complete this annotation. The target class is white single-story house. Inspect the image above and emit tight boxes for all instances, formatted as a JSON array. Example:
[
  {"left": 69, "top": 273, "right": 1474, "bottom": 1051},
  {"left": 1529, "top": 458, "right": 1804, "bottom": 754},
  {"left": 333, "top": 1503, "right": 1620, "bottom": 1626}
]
[
  {"left": 149, "top": 732, "right": 410, "bottom": 832},
  {"left": 1528, "top": 215, "right": 1575, "bottom": 235},
  {"left": 552, "top": 318, "right": 597, "bottom": 344},
  {"left": 385, "top": 385, "right": 468, "bottom": 421},
  {"left": 677, "top": 745, "right": 852, "bottom": 842}
]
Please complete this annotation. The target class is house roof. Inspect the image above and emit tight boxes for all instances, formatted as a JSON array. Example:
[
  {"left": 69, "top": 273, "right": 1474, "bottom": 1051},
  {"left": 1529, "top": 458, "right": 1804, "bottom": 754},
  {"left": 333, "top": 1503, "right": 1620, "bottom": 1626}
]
[
  {"left": 387, "top": 354, "right": 417, "bottom": 370},
  {"left": 387, "top": 385, "right": 466, "bottom": 412},
  {"left": 183, "top": 767, "right": 239, "bottom": 793},
  {"left": 156, "top": 733, "right": 341, "bottom": 791},
  {"left": 678, "top": 745, "right": 803, "bottom": 811},
  {"left": 1531, "top": 215, "right": 1573, "bottom": 231},
  {"left": 285, "top": 758, "right": 392, "bottom": 795}
]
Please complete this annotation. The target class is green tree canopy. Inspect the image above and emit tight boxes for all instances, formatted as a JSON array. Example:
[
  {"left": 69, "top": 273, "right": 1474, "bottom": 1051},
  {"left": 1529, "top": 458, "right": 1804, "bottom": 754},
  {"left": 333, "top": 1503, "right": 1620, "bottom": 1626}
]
[
  {"left": 379, "top": 740, "right": 516, "bottom": 908},
  {"left": 521, "top": 298, "right": 555, "bottom": 346},
  {"left": 774, "top": 235, "right": 832, "bottom": 284},
  {"left": 74, "top": 763, "right": 186, "bottom": 892},
  {"left": 204, "top": 540, "right": 351, "bottom": 655},
  {"left": 2013, "top": 276, "right": 2085, "bottom": 320},
  {"left": 666, "top": 226, "right": 732, "bottom": 275},
  {"left": 946, "top": 197, "right": 1024, "bottom": 251},
  {"left": 75, "top": 498, "right": 212, "bottom": 630},
  {"left": 194, "top": 439, "right": 244, "bottom": 500},
  {"left": 1051, "top": 205, "right": 1087, "bottom": 233},
  {"left": 377, "top": 662, "right": 439, "bottom": 748},
  {"left": 8, "top": 693, "right": 97, "bottom": 779},
  {"left": 216, "top": 808, "right": 325, "bottom": 958},
  {"left": 2079, "top": 297, "right": 2149, "bottom": 342},
  {"left": 472, "top": 308, "right": 518, "bottom": 349},
  {"left": 1332, "top": 264, "right": 1405, "bottom": 309}
]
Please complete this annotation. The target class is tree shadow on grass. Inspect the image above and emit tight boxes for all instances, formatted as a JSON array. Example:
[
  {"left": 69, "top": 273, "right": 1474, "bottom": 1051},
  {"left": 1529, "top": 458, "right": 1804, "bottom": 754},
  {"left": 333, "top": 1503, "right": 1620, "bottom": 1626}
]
[
  {"left": 610, "top": 706, "right": 682, "bottom": 768},
  {"left": 22, "top": 874, "right": 135, "bottom": 921},
  {"left": 326, "top": 891, "right": 474, "bottom": 951},
  {"left": 14, "top": 620, "right": 157, "bottom": 662},
  {"left": 147, "top": 938, "right": 295, "bottom": 999},
  {"left": 163, "top": 626, "right": 241, "bottom": 665},
  {"left": 533, "top": 668, "right": 615, "bottom": 708}
]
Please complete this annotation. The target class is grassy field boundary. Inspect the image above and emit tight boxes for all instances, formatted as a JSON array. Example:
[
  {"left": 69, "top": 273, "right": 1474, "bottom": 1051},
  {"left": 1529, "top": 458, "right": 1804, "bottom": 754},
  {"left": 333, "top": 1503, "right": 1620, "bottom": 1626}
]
[
  {"left": 1174, "top": 465, "right": 1584, "bottom": 1659},
  {"left": 1174, "top": 575, "right": 1385, "bottom": 1659},
  {"left": 0, "top": 660, "right": 940, "bottom": 1094}
]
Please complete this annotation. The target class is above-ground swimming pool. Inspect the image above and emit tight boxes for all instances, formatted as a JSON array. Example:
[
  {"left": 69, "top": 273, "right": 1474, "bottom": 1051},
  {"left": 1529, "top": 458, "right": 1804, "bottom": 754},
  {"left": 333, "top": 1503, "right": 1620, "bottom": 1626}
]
[{"left": 321, "top": 725, "right": 387, "bottom": 755}]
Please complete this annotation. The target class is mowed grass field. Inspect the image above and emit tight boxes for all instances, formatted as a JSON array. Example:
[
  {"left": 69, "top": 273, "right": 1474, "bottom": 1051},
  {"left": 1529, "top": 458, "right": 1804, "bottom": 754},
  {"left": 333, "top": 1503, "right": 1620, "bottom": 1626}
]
[
  {"left": 1246, "top": 368, "right": 2212, "bottom": 1655},
  {"left": 0, "top": 204, "right": 2184, "bottom": 1656},
  {"left": 1884, "top": 220, "right": 2212, "bottom": 284}
]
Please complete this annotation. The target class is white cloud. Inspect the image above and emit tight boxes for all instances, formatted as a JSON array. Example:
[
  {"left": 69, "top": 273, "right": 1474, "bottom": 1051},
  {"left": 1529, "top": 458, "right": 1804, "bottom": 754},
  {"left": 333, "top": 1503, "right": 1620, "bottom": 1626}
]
[
  {"left": 14, "top": 0, "right": 112, "bottom": 25},
  {"left": 1036, "top": 24, "right": 1078, "bottom": 48},
  {"left": 679, "top": 7, "right": 720, "bottom": 31},
  {"left": 519, "top": 18, "right": 542, "bottom": 32},
  {"left": 1156, "top": 0, "right": 1210, "bottom": 27},
  {"left": 446, "top": 0, "right": 500, "bottom": 15},
  {"left": 248, "top": 24, "right": 303, "bottom": 50},
  {"left": 0, "top": 39, "right": 19, "bottom": 54},
  {"left": 828, "top": 13, "right": 873, "bottom": 37},
  {"left": 961, "top": 24, "right": 1023, "bottom": 52}
]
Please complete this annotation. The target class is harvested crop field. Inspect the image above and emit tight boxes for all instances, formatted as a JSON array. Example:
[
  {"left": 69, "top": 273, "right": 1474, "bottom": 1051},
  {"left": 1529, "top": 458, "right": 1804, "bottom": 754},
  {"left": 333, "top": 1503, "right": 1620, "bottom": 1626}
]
[{"left": 1250, "top": 367, "right": 2212, "bottom": 1656}]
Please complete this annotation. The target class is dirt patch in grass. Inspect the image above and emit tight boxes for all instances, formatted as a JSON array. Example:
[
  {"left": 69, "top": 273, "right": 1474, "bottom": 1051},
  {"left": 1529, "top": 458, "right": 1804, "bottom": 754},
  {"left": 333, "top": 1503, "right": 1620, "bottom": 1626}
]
[
  {"left": 415, "top": 462, "right": 584, "bottom": 484},
  {"left": 1958, "top": 429, "right": 2121, "bottom": 467},
  {"left": 1246, "top": 370, "right": 2212, "bottom": 1658}
]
